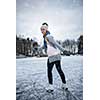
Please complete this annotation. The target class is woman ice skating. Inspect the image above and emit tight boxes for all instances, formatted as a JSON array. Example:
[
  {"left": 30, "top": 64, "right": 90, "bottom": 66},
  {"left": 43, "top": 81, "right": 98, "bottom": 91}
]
[{"left": 40, "top": 22, "right": 68, "bottom": 92}]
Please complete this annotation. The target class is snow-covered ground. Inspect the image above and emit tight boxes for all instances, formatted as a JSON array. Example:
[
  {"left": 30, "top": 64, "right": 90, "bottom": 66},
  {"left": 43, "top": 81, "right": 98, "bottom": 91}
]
[{"left": 16, "top": 55, "right": 83, "bottom": 100}]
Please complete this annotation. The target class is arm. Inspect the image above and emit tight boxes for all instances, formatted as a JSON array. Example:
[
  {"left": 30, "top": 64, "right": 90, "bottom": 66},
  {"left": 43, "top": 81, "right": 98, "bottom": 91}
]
[{"left": 46, "top": 35, "right": 65, "bottom": 52}]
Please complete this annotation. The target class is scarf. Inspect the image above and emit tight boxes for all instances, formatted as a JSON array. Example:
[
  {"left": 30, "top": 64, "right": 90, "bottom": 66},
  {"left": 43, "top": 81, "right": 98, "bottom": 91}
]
[{"left": 43, "top": 31, "right": 50, "bottom": 49}]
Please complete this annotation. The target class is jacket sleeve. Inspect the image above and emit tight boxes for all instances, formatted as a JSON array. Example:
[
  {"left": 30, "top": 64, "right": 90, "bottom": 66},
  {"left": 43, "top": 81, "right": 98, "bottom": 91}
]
[{"left": 46, "top": 35, "right": 65, "bottom": 52}]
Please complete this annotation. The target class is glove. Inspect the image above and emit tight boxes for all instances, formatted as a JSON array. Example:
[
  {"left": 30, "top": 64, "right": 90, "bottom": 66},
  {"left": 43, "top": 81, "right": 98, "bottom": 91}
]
[{"left": 63, "top": 50, "right": 70, "bottom": 56}]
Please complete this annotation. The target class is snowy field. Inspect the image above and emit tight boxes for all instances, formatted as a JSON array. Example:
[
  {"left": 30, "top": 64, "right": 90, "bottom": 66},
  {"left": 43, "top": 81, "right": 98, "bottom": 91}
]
[{"left": 16, "top": 55, "right": 83, "bottom": 100}]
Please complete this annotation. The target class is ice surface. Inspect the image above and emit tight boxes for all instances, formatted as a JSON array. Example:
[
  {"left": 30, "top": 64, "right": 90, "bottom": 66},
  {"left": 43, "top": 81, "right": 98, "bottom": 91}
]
[{"left": 16, "top": 55, "right": 83, "bottom": 100}]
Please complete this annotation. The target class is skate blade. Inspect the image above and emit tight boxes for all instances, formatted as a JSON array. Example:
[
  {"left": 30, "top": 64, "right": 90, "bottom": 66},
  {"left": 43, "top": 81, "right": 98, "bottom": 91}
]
[
  {"left": 46, "top": 90, "right": 53, "bottom": 93},
  {"left": 62, "top": 87, "right": 68, "bottom": 91}
]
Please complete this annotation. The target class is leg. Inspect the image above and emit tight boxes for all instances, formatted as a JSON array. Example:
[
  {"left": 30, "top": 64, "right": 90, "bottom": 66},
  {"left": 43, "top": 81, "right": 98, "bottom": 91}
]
[
  {"left": 47, "top": 59, "right": 54, "bottom": 84},
  {"left": 55, "top": 60, "right": 66, "bottom": 84}
]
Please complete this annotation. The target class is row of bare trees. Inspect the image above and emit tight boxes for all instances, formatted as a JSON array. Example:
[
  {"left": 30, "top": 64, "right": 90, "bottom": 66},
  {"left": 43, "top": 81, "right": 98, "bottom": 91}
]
[
  {"left": 16, "top": 36, "right": 38, "bottom": 56},
  {"left": 56, "top": 35, "right": 83, "bottom": 55},
  {"left": 16, "top": 35, "right": 83, "bottom": 57}
]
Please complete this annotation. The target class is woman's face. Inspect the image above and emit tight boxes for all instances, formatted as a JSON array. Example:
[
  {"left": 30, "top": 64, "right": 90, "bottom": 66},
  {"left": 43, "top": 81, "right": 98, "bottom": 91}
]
[{"left": 41, "top": 28, "right": 46, "bottom": 35}]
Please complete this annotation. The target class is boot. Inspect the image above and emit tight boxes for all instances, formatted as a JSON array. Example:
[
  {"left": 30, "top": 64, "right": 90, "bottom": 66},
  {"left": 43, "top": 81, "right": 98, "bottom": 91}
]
[
  {"left": 46, "top": 84, "right": 54, "bottom": 92},
  {"left": 61, "top": 83, "right": 68, "bottom": 90}
]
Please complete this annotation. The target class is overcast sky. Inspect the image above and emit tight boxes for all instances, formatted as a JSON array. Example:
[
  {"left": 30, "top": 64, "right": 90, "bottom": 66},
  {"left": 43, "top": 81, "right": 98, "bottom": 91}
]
[{"left": 16, "top": 0, "right": 83, "bottom": 44}]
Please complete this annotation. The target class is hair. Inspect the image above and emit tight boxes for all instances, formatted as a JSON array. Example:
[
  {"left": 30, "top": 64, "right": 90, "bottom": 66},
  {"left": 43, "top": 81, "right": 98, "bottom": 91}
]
[{"left": 42, "top": 22, "right": 48, "bottom": 27}]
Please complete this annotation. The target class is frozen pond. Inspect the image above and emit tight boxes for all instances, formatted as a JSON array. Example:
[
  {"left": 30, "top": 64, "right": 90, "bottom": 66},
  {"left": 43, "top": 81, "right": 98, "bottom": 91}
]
[{"left": 16, "top": 55, "right": 83, "bottom": 100}]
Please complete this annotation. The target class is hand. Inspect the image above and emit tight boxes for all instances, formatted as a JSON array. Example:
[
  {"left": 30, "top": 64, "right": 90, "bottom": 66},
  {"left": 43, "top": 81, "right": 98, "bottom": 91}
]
[{"left": 63, "top": 50, "right": 70, "bottom": 56}]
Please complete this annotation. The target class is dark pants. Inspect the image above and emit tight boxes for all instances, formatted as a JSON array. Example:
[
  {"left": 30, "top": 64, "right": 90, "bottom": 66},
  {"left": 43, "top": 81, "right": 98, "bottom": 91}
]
[{"left": 47, "top": 60, "right": 66, "bottom": 84}]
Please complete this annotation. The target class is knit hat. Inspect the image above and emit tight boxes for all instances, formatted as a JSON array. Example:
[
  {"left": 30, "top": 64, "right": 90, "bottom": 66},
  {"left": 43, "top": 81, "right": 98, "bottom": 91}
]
[{"left": 41, "top": 23, "right": 48, "bottom": 30}]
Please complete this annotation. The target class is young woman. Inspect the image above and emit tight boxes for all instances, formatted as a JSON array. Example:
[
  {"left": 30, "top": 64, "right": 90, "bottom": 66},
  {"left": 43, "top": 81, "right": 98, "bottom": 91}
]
[{"left": 40, "top": 22, "right": 68, "bottom": 92}]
